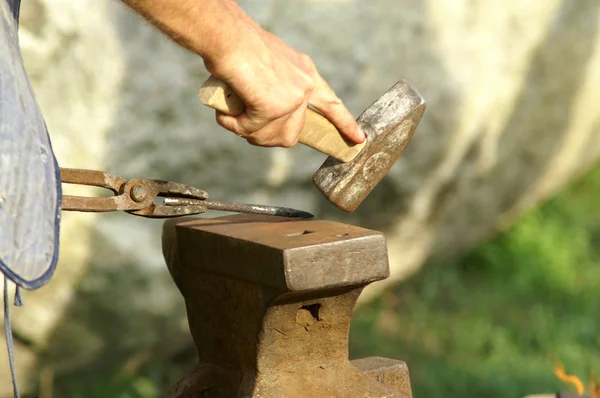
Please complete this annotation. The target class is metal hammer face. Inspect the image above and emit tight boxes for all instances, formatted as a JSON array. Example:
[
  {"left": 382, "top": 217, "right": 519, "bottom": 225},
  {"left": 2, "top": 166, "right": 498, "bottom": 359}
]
[{"left": 313, "top": 81, "right": 426, "bottom": 212}]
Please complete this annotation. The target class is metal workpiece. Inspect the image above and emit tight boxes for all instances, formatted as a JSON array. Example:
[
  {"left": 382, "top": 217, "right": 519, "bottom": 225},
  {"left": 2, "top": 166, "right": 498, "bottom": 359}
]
[
  {"left": 163, "top": 198, "right": 314, "bottom": 219},
  {"left": 162, "top": 214, "right": 412, "bottom": 398}
]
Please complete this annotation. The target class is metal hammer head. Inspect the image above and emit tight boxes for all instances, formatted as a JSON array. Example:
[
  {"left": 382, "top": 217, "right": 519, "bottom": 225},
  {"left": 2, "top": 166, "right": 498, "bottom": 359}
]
[{"left": 312, "top": 80, "right": 426, "bottom": 212}]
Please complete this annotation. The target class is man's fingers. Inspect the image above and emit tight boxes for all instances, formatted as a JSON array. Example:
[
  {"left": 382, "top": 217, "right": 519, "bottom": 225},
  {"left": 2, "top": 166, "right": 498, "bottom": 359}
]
[
  {"left": 309, "top": 75, "right": 364, "bottom": 144},
  {"left": 216, "top": 110, "right": 302, "bottom": 147},
  {"left": 215, "top": 112, "right": 248, "bottom": 138},
  {"left": 245, "top": 115, "right": 292, "bottom": 147},
  {"left": 275, "top": 99, "right": 308, "bottom": 147},
  {"left": 216, "top": 110, "right": 270, "bottom": 138}
]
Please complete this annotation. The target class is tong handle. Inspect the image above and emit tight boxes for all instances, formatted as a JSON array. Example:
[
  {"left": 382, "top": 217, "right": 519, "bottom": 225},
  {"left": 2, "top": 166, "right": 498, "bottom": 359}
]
[{"left": 60, "top": 168, "right": 145, "bottom": 212}]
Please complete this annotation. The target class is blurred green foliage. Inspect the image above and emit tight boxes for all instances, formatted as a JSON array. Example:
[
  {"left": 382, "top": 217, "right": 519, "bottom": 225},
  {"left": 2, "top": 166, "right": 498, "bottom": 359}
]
[
  {"left": 51, "top": 164, "right": 600, "bottom": 397},
  {"left": 350, "top": 163, "right": 600, "bottom": 397}
]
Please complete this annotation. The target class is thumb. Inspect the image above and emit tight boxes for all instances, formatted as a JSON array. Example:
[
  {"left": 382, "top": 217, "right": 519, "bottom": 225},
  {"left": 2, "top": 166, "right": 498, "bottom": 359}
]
[{"left": 309, "top": 75, "right": 365, "bottom": 144}]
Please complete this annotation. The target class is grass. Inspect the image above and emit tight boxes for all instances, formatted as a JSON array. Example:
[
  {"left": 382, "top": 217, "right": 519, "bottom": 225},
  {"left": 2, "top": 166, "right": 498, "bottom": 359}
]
[
  {"left": 349, "top": 163, "right": 600, "bottom": 397},
  {"left": 50, "top": 164, "right": 600, "bottom": 397}
]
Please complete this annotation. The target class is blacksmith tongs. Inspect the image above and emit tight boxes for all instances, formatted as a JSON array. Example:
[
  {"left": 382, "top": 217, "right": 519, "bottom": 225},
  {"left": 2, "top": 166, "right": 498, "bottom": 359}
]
[{"left": 60, "top": 168, "right": 312, "bottom": 219}]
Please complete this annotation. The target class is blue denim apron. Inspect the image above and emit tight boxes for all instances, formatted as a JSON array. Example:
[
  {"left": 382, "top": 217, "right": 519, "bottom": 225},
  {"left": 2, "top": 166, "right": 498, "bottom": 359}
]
[
  {"left": 1, "top": 1, "right": 61, "bottom": 395},
  {"left": 0, "top": 0, "right": 61, "bottom": 290}
]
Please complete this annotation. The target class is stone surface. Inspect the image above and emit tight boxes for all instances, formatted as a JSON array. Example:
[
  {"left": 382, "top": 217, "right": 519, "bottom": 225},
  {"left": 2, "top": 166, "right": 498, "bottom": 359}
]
[{"left": 2, "top": 0, "right": 600, "bottom": 394}]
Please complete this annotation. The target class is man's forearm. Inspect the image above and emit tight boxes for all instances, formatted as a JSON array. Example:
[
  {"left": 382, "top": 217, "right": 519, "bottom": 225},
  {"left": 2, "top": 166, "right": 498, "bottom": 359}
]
[{"left": 120, "top": 0, "right": 258, "bottom": 65}]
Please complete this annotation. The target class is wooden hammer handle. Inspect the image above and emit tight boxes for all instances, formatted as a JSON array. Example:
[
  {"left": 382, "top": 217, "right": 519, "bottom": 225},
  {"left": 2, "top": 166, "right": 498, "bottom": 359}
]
[{"left": 199, "top": 75, "right": 365, "bottom": 162}]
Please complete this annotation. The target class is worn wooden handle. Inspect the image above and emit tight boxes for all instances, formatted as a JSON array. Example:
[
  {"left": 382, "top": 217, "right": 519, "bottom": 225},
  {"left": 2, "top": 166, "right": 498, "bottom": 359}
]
[{"left": 199, "top": 75, "right": 365, "bottom": 162}]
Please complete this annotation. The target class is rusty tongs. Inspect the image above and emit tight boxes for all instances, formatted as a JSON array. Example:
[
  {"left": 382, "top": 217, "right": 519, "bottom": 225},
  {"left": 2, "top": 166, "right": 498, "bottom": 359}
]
[{"left": 60, "top": 168, "right": 313, "bottom": 219}]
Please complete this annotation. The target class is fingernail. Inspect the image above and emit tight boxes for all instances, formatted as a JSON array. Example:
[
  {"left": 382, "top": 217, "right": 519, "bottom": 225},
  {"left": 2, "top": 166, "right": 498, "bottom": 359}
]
[{"left": 358, "top": 126, "right": 366, "bottom": 142}]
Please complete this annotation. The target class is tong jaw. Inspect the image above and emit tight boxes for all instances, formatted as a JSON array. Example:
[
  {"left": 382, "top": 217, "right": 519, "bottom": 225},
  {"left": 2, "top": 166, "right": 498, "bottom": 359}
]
[
  {"left": 60, "top": 169, "right": 208, "bottom": 218},
  {"left": 126, "top": 179, "right": 208, "bottom": 218}
]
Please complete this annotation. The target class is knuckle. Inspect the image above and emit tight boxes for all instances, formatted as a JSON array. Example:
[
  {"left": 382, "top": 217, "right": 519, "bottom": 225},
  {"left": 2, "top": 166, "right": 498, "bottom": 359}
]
[
  {"left": 259, "top": 108, "right": 287, "bottom": 123},
  {"left": 303, "top": 77, "right": 316, "bottom": 94},
  {"left": 246, "top": 137, "right": 265, "bottom": 147},
  {"left": 328, "top": 96, "right": 343, "bottom": 107},
  {"left": 279, "top": 135, "right": 298, "bottom": 148},
  {"left": 272, "top": 90, "right": 307, "bottom": 117},
  {"left": 246, "top": 133, "right": 271, "bottom": 147},
  {"left": 298, "top": 53, "right": 316, "bottom": 71},
  {"left": 297, "top": 54, "right": 316, "bottom": 88},
  {"left": 316, "top": 96, "right": 343, "bottom": 111},
  {"left": 279, "top": 123, "right": 302, "bottom": 148},
  {"left": 257, "top": 99, "right": 300, "bottom": 120},
  {"left": 246, "top": 138, "right": 266, "bottom": 148},
  {"left": 290, "top": 89, "right": 308, "bottom": 108}
]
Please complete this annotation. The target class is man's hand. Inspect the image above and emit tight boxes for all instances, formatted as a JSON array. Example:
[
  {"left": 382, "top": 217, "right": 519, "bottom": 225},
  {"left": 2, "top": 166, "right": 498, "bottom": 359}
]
[
  {"left": 121, "top": 0, "right": 364, "bottom": 148},
  {"left": 205, "top": 28, "right": 364, "bottom": 147}
]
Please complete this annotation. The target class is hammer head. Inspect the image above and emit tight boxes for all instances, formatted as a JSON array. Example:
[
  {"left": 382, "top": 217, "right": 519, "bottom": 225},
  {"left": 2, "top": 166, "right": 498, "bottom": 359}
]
[{"left": 312, "top": 80, "right": 425, "bottom": 212}]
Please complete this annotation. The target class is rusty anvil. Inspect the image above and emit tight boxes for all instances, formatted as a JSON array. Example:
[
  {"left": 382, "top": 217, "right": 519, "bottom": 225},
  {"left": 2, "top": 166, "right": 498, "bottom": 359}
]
[
  {"left": 199, "top": 77, "right": 426, "bottom": 212},
  {"left": 162, "top": 214, "right": 412, "bottom": 397}
]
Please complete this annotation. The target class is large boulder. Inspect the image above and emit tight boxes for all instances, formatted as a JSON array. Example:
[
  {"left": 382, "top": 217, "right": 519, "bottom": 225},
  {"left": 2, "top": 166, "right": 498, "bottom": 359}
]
[{"left": 2, "top": 0, "right": 600, "bottom": 395}]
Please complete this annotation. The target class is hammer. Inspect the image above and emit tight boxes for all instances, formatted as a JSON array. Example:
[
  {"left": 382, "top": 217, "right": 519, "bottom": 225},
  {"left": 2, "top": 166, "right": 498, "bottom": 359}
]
[{"left": 199, "top": 76, "right": 426, "bottom": 212}]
